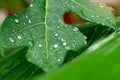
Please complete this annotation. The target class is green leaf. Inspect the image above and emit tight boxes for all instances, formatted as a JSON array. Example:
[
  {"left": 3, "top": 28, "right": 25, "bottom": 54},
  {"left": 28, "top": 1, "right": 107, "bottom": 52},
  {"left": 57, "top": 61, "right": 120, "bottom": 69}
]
[
  {"left": 38, "top": 33, "right": 120, "bottom": 80},
  {"left": 0, "top": 48, "right": 44, "bottom": 80},
  {"left": 0, "top": 0, "right": 116, "bottom": 72}
]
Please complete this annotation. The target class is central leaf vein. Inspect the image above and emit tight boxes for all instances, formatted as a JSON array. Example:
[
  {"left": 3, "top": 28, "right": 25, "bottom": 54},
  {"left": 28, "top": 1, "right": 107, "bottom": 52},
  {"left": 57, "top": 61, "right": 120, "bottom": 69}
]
[{"left": 45, "top": 0, "right": 51, "bottom": 70}]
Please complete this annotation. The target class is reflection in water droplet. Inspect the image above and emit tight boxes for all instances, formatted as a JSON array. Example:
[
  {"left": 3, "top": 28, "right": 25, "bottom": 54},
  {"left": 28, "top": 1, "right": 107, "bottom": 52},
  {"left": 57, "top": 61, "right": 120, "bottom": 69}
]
[
  {"left": 28, "top": 41, "right": 34, "bottom": 47},
  {"left": 55, "top": 33, "right": 58, "bottom": 36},
  {"left": 65, "top": 46, "right": 70, "bottom": 50},
  {"left": 30, "top": 4, "right": 33, "bottom": 7},
  {"left": 23, "top": 23, "right": 26, "bottom": 25},
  {"left": 61, "top": 39, "right": 65, "bottom": 42},
  {"left": 102, "top": 23, "right": 105, "bottom": 25},
  {"left": 9, "top": 38, "right": 14, "bottom": 42},
  {"left": 91, "top": 15, "right": 94, "bottom": 17},
  {"left": 63, "top": 42, "right": 67, "bottom": 46},
  {"left": 38, "top": 44, "right": 42, "bottom": 47},
  {"left": 73, "top": 27, "right": 79, "bottom": 31},
  {"left": 14, "top": 19, "right": 19, "bottom": 23},
  {"left": 53, "top": 44, "right": 58, "bottom": 48},
  {"left": 57, "top": 26, "right": 60, "bottom": 29},
  {"left": 84, "top": 36, "right": 87, "bottom": 39},
  {"left": 57, "top": 59, "right": 61, "bottom": 62},
  {"left": 17, "top": 35, "right": 22, "bottom": 40},
  {"left": 99, "top": 3, "right": 105, "bottom": 8},
  {"left": 28, "top": 20, "right": 32, "bottom": 23},
  {"left": 96, "top": 16, "right": 99, "bottom": 18},
  {"left": 58, "top": 37, "right": 61, "bottom": 40},
  {"left": 73, "top": 45, "right": 75, "bottom": 48},
  {"left": 13, "top": 30, "right": 15, "bottom": 32},
  {"left": 110, "top": 20, "right": 113, "bottom": 23},
  {"left": 85, "top": 41, "right": 87, "bottom": 44}
]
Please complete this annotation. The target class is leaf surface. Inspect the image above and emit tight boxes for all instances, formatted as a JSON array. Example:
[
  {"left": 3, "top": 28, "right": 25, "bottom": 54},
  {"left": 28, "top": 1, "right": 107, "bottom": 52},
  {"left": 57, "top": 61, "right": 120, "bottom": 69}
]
[
  {"left": 0, "top": 0, "right": 116, "bottom": 72},
  {"left": 38, "top": 32, "right": 120, "bottom": 80}
]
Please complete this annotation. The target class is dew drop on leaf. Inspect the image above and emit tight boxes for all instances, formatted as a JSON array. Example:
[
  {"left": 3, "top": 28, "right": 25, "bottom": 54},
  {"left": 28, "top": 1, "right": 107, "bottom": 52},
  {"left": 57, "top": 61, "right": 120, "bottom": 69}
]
[
  {"left": 65, "top": 46, "right": 70, "bottom": 50},
  {"left": 58, "top": 37, "right": 61, "bottom": 40},
  {"left": 23, "top": 22, "right": 26, "bottom": 25},
  {"left": 13, "top": 30, "right": 15, "bottom": 32},
  {"left": 85, "top": 41, "right": 87, "bottom": 44},
  {"left": 84, "top": 36, "right": 87, "bottom": 39},
  {"left": 91, "top": 15, "right": 95, "bottom": 17},
  {"left": 9, "top": 38, "right": 14, "bottom": 42},
  {"left": 30, "top": 4, "right": 33, "bottom": 7},
  {"left": 53, "top": 44, "right": 58, "bottom": 48},
  {"left": 73, "top": 45, "right": 76, "bottom": 48},
  {"left": 96, "top": 16, "right": 99, "bottom": 18},
  {"left": 73, "top": 27, "right": 79, "bottom": 32},
  {"left": 63, "top": 42, "right": 67, "bottom": 46},
  {"left": 28, "top": 41, "right": 34, "bottom": 48},
  {"left": 38, "top": 44, "right": 42, "bottom": 48},
  {"left": 17, "top": 35, "right": 22, "bottom": 40},
  {"left": 25, "top": 15, "right": 28, "bottom": 18},
  {"left": 61, "top": 39, "right": 65, "bottom": 42},
  {"left": 55, "top": 33, "right": 58, "bottom": 36},
  {"left": 57, "top": 26, "right": 60, "bottom": 29},
  {"left": 99, "top": 3, "right": 105, "bottom": 8},
  {"left": 102, "top": 23, "right": 105, "bottom": 25},
  {"left": 57, "top": 59, "right": 61, "bottom": 62},
  {"left": 14, "top": 19, "right": 19, "bottom": 23},
  {"left": 28, "top": 20, "right": 32, "bottom": 23}
]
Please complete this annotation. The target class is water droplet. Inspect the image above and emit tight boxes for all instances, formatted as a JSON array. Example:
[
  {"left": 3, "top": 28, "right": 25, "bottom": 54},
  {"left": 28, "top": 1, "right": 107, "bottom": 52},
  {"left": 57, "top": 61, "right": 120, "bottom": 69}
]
[
  {"left": 25, "top": 15, "right": 28, "bottom": 18},
  {"left": 65, "top": 46, "right": 70, "bottom": 50},
  {"left": 63, "top": 42, "right": 67, "bottom": 46},
  {"left": 110, "top": 20, "right": 113, "bottom": 23},
  {"left": 85, "top": 41, "right": 87, "bottom": 44},
  {"left": 99, "top": 3, "right": 105, "bottom": 8},
  {"left": 53, "top": 44, "right": 58, "bottom": 48},
  {"left": 57, "top": 26, "right": 60, "bottom": 29},
  {"left": 55, "top": 33, "right": 58, "bottom": 36},
  {"left": 50, "top": 46, "right": 53, "bottom": 49},
  {"left": 17, "top": 35, "right": 22, "bottom": 40},
  {"left": 84, "top": 36, "right": 87, "bottom": 39},
  {"left": 28, "top": 19, "right": 32, "bottom": 23},
  {"left": 28, "top": 41, "right": 34, "bottom": 47},
  {"left": 14, "top": 19, "right": 19, "bottom": 23},
  {"left": 57, "top": 59, "right": 61, "bottom": 62},
  {"left": 73, "top": 45, "right": 75, "bottom": 48},
  {"left": 102, "top": 23, "right": 105, "bottom": 25},
  {"left": 13, "top": 30, "right": 15, "bottom": 32},
  {"left": 30, "top": 4, "right": 33, "bottom": 7},
  {"left": 9, "top": 38, "right": 14, "bottom": 42},
  {"left": 58, "top": 37, "right": 61, "bottom": 40},
  {"left": 73, "top": 27, "right": 79, "bottom": 31},
  {"left": 96, "top": 16, "right": 99, "bottom": 18},
  {"left": 91, "top": 15, "right": 94, "bottom": 17},
  {"left": 23, "top": 23, "right": 26, "bottom": 25},
  {"left": 38, "top": 44, "right": 42, "bottom": 47},
  {"left": 61, "top": 39, "right": 66, "bottom": 42}
]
